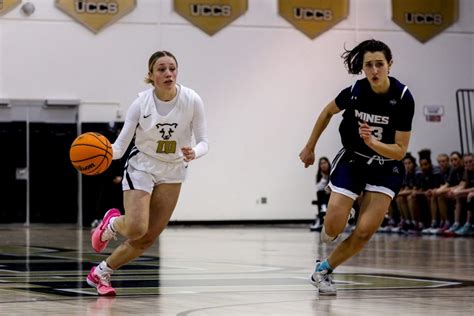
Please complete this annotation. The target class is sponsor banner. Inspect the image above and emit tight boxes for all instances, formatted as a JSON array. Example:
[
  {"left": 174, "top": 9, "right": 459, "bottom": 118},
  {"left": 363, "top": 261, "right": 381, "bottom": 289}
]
[
  {"left": 279, "top": 0, "right": 349, "bottom": 39},
  {"left": 174, "top": 0, "right": 248, "bottom": 36},
  {"left": 392, "top": 0, "right": 459, "bottom": 43},
  {"left": 55, "top": 0, "right": 137, "bottom": 34},
  {"left": 0, "top": 0, "right": 21, "bottom": 16}
]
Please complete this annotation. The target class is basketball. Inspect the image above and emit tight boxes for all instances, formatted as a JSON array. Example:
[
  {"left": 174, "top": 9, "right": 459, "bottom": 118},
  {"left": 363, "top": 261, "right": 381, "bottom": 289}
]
[{"left": 69, "top": 132, "right": 113, "bottom": 175}]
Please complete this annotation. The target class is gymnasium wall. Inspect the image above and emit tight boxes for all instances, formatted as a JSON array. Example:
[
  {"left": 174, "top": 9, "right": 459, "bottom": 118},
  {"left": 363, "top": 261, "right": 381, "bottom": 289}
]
[{"left": 1, "top": 0, "right": 473, "bottom": 221}]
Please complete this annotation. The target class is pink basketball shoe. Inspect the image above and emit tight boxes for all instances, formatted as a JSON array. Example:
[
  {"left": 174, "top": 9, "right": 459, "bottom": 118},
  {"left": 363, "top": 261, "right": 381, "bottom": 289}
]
[
  {"left": 86, "top": 266, "right": 116, "bottom": 296},
  {"left": 91, "top": 208, "right": 121, "bottom": 253}
]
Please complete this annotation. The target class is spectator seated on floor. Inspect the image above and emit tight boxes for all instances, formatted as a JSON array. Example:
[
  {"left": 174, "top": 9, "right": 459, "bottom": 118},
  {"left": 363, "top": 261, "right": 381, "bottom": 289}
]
[
  {"left": 409, "top": 149, "right": 444, "bottom": 234},
  {"left": 445, "top": 153, "right": 474, "bottom": 236},
  {"left": 431, "top": 151, "right": 464, "bottom": 234},
  {"left": 436, "top": 153, "right": 451, "bottom": 184},
  {"left": 392, "top": 153, "right": 418, "bottom": 234}
]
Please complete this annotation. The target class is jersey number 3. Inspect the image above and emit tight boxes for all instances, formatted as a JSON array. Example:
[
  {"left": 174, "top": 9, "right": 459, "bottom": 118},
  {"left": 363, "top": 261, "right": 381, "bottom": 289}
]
[
  {"left": 371, "top": 126, "right": 383, "bottom": 140},
  {"left": 359, "top": 122, "right": 383, "bottom": 140}
]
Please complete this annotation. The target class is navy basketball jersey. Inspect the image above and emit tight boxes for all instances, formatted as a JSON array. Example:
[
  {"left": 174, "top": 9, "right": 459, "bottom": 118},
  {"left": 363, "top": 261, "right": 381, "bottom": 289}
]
[{"left": 335, "top": 77, "right": 415, "bottom": 157}]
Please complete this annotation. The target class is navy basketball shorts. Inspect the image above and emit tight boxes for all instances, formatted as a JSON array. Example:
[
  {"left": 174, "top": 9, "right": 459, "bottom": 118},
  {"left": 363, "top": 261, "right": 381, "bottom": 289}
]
[{"left": 328, "top": 148, "right": 405, "bottom": 200}]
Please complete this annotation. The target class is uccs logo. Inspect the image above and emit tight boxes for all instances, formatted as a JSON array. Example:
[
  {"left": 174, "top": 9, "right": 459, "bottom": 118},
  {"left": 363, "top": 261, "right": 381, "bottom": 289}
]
[
  {"left": 190, "top": 4, "right": 232, "bottom": 17},
  {"left": 392, "top": 0, "right": 458, "bottom": 43},
  {"left": 293, "top": 8, "right": 332, "bottom": 21},
  {"left": 279, "top": 0, "right": 349, "bottom": 39},
  {"left": 174, "top": 0, "right": 248, "bottom": 36},
  {"left": 55, "top": 0, "right": 136, "bottom": 33},
  {"left": 405, "top": 12, "right": 443, "bottom": 25},
  {"left": 74, "top": 1, "right": 119, "bottom": 14}
]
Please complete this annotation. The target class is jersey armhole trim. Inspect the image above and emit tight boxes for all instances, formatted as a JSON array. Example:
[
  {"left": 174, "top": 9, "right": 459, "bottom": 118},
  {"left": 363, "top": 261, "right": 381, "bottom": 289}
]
[
  {"left": 400, "top": 86, "right": 408, "bottom": 99},
  {"left": 350, "top": 81, "right": 357, "bottom": 93}
]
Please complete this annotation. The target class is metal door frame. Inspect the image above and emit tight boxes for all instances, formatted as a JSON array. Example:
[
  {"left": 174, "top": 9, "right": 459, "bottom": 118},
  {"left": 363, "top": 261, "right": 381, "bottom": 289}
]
[{"left": 0, "top": 99, "right": 80, "bottom": 226}]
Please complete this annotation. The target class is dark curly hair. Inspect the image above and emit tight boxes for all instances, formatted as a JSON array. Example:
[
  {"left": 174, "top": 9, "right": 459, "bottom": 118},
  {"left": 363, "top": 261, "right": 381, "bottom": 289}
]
[
  {"left": 341, "top": 39, "right": 392, "bottom": 75},
  {"left": 418, "top": 148, "right": 432, "bottom": 164},
  {"left": 403, "top": 152, "right": 417, "bottom": 167}
]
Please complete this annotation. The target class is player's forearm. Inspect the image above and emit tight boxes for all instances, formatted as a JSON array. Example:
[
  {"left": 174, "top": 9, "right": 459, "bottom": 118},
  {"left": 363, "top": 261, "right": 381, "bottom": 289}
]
[
  {"left": 112, "top": 120, "right": 136, "bottom": 159},
  {"left": 193, "top": 140, "right": 209, "bottom": 159},
  {"left": 305, "top": 110, "right": 333, "bottom": 150},
  {"left": 366, "top": 140, "right": 407, "bottom": 161}
]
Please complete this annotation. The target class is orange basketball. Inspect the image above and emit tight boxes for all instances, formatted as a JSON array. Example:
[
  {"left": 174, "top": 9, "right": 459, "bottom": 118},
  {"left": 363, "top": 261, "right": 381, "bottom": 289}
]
[{"left": 69, "top": 132, "right": 113, "bottom": 175}]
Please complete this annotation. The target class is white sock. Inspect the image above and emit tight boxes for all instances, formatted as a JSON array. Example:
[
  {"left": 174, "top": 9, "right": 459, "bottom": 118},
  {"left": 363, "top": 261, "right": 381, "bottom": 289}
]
[
  {"left": 321, "top": 226, "right": 338, "bottom": 243},
  {"left": 95, "top": 260, "right": 113, "bottom": 276},
  {"left": 100, "top": 217, "right": 118, "bottom": 242},
  {"left": 109, "top": 217, "right": 117, "bottom": 232}
]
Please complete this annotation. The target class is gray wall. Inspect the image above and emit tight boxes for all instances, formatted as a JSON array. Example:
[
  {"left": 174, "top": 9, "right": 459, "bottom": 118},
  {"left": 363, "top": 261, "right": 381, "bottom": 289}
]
[{"left": 1, "top": 0, "right": 473, "bottom": 220}]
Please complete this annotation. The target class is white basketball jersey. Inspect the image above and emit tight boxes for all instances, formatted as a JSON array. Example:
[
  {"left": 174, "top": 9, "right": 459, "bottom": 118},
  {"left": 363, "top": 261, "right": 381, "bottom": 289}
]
[{"left": 134, "top": 85, "right": 199, "bottom": 163}]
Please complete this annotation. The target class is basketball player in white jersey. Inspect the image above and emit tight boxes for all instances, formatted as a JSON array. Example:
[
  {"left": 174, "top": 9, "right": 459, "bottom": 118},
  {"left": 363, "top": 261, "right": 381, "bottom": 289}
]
[{"left": 86, "top": 51, "right": 209, "bottom": 296}]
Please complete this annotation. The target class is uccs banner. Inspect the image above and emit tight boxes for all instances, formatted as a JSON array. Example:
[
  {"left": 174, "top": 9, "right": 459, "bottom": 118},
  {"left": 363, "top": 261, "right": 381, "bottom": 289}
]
[
  {"left": 0, "top": 0, "right": 21, "bottom": 16},
  {"left": 55, "top": 0, "right": 137, "bottom": 33},
  {"left": 174, "top": 0, "right": 247, "bottom": 36},
  {"left": 279, "top": 0, "right": 348, "bottom": 39},
  {"left": 392, "top": 0, "right": 458, "bottom": 43}
]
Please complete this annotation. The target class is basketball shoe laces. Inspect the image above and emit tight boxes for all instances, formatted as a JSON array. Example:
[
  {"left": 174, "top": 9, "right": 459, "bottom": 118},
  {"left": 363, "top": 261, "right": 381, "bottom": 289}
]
[
  {"left": 101, "top": 225, "right": 117, "bottom": 242},
  {"left": 320, "top": 270, "right": 334, "bottom": 285},
  {"left": 99, "top": 271, "right": 112, "bottom": 287}
]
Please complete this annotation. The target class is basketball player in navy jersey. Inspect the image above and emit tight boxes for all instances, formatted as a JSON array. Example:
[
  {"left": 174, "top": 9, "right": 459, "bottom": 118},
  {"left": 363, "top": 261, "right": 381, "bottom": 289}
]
[
  {"left": 299, "top": 39, "right": 415, "bottom": 295},
  {"left": 86, "top": 51, "right": 209, "bottom": 296}
]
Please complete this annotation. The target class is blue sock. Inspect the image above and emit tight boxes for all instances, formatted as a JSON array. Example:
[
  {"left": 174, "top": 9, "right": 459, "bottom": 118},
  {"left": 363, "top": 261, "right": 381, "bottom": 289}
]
[{"left": 317, "top": 259, "right": 334, "bottom": 274}]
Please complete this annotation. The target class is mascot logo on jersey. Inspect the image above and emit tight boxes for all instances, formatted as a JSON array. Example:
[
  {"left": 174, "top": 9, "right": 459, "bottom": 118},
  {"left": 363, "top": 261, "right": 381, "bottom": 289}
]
[
  {"left": 156, "top": 123, "right": 178, "bottom": 140},
  {"left": 155, "top": 123, "right": 178, "bottom": 154}
]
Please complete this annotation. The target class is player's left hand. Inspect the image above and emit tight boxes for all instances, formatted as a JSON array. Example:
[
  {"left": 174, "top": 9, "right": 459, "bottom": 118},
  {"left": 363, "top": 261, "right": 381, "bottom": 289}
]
[{"left": 181, "top": 146, "right": 195, "bottom": 162}]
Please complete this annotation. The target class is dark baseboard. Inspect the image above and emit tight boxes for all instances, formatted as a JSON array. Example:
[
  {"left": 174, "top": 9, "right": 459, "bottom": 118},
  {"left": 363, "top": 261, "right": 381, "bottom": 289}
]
[{"left": 168, "top": 219, "right": 313, "bottom": 226}]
